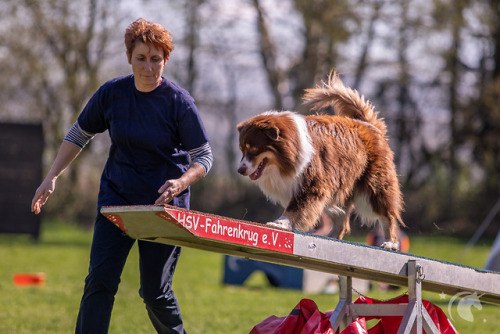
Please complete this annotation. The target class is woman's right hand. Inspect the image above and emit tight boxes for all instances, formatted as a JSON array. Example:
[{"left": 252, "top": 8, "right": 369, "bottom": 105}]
[
  {"left": 31, "top": 177, "right": 57, "bottom": 215},
  {"left": 30, "top": 141, "right": 83, "bottom": 215}
]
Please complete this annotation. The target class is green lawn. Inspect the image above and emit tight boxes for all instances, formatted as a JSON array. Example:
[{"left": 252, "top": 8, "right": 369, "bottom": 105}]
[{"left": 0, "top": 219, "right": 498, "bottom": 333}]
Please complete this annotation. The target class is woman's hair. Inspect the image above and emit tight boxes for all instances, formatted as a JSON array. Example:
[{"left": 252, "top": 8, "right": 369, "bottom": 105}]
[{"left": 124, "top": 18, "right": 175, "bottom": 62}]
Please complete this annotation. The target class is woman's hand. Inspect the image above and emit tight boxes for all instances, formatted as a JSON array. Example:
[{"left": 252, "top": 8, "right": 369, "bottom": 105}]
[
  {"left": 30, "top": 141, "right": 83, "bottom": 215},
  {"left": 155, "top": 178, "right": 186, "bottom": 205},
  {"left": 155, "top": 163, "right": 205, "bottom": 206},
  {"left": 31, "top": 177, "right": 57, "bottom": 214}
]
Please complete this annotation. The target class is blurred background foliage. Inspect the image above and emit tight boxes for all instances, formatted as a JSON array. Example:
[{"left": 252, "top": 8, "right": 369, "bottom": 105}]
[{"left": 1, "top": 0, "right": 499, "bottom": 236}]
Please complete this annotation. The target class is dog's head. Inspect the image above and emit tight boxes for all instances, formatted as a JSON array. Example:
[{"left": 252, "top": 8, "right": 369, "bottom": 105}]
[{"left": 236, "top": 112, "right": 300, "bottom": 181}]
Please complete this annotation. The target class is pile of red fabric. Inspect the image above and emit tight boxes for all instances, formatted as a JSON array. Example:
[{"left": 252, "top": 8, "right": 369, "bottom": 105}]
[{"left": 250, "top": 296, "right": 458, "bottom": 334}]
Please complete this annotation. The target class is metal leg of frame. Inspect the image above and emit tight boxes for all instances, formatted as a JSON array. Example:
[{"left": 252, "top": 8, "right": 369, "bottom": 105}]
[
  {"left": 329, "top": 275, "right": 353, "bottom": 331},
  {"left": 398, "top": 260, "right": 440, "bottom": 334},
  {"left": 330, "top": 260, "right": 440, "bottom": 334}
]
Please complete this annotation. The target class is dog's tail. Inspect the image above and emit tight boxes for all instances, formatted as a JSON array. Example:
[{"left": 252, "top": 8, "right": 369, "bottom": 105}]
[{"left": 303, "top": 70, "right": 387, "bottom": 135}]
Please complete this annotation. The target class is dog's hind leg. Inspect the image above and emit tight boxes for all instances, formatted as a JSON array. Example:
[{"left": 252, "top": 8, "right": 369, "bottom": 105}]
[
  {"left": 378, "top": 215, "right": 399, "bottom": 250},
  {"left": 337, "top": 203, "right": 354, "bottom": 240},
  {"left": 326, "top": 202, "right": 354, "bottom": 240}
]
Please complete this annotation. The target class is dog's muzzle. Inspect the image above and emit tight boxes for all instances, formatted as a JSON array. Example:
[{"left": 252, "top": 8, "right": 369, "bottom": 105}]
[{"left": 237, "top": 165, "right": 247, "bottom": 175}]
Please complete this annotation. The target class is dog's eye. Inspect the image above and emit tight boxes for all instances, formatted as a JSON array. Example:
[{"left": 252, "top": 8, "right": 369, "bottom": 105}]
[{"left": 247, "top": 147, "right": 259, "bottom": 157}]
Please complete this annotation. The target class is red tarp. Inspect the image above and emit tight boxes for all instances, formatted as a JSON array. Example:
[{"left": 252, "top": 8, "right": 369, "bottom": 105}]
[{"left": 250, "top": 296, "right": 458, "bottom": 334}]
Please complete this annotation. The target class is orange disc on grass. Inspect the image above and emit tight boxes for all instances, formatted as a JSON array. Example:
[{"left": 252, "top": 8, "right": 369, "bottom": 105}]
[{"left": 13, "top": 273, "right": 46, "bottom": 286}]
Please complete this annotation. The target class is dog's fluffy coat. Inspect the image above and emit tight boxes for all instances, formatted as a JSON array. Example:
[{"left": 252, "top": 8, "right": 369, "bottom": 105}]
[{"left": 237, "top": 71, "right": 404, "bottom": 249}]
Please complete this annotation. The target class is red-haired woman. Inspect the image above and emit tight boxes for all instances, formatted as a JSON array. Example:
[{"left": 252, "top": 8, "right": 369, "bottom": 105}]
[{"left": 32, "top": 18, "right": 212, "bottom": 334}]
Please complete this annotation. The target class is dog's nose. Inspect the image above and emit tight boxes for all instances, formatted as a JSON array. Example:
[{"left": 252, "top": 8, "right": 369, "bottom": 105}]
[{"left": 237, "top": 165, "right": 247, "bottom": 175}]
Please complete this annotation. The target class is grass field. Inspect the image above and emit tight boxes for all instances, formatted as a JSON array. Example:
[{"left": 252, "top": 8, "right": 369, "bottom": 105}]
[{"left": 0, "top": 219, "right": 498, "bottom": 333}]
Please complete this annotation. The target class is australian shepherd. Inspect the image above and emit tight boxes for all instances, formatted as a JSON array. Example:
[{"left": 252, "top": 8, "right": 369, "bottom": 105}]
[{"left": 237, "top": 70, "right": 405, "bottom": 250}]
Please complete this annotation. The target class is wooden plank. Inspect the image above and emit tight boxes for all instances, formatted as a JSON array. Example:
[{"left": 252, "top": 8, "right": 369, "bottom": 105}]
[{"left": 101, "top": 205, "right": 500, "bottom": 305}]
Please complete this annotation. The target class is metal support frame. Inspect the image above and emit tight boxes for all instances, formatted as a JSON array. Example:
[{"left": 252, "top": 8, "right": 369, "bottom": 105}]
[
  {"left": 100, "top": 204, "right": 500, "bottom": 327},
  {"left": 330, "top": 260, "right": 440, "bottom": 333}
]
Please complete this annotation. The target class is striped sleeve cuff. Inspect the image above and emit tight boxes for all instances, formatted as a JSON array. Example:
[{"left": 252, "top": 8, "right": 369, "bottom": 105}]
[
  {"left": 189, "top": 142, "right": 213, "bottom": 175},
  {"left": 63, "top": 121, "right": 96, "bottom": 148}
]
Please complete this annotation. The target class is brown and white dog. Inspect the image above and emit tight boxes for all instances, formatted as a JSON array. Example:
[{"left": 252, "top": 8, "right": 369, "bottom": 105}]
[{"left": 237, "top": 70, "right": 405, "bottom": 250}]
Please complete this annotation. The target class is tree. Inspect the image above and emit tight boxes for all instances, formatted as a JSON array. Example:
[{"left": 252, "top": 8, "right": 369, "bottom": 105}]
[
  {"left": 429, "top": 0, "right": 500, "bottom": 224},
  {"left": 249, "top": 0, "right": 356, "bottom": 111},
  {"left": 0, "top": 0, "right": 124, "bottom": 220},
  {"left": 469, "top": 0, "right": 500, "bottom": 197},
  {"left": 289, "top": 0, "right": 356, "bottom": 109}
]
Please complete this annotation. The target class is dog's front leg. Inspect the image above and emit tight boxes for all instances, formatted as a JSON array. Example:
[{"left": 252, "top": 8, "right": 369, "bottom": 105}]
[
  {"left": 269, "top": 194, "right": 329, "bottom": 232},
  {"left": 266, "top": 216, "right": 293, "bottom": 230}
]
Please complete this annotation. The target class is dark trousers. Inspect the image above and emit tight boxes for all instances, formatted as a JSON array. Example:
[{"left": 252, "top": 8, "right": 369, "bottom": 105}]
[{"left": 75, "top": 214, "right": 186, "bottom": 334}]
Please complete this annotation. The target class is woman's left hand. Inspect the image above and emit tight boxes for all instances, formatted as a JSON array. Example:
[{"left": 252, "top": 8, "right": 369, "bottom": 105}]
[
  {"left": 155, "top": 179, "right": 186, "bottom": 205},
  {"left": 155, "top": 164, "right": 205, "bottom": 206}
]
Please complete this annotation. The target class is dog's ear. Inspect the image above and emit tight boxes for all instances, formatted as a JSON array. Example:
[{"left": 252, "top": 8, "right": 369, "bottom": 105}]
[
  {"left": 237, "top": 122, "right": 249, "bottom": 136},
  {"left": 263, "top": 125, "right": 280, "bottom": 141},
  {"left": 237, "top": 119, "right": 280, "bottom": 140}
]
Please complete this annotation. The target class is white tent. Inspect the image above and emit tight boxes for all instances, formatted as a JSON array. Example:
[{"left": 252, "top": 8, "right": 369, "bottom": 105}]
[
  {"left": 458, "top": 197, "right": 500, "bottom": 272},
  {"left": 485, "top": 229, "right": 500, "bottom": 272}
]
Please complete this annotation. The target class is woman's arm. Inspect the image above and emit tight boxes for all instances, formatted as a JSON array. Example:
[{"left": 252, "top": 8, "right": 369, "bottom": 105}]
[
  {"left": 155, "top": 142, "right": 213, "bottom": 205},
  {"left": 31, "top": 141, "right": 83, "bottom": 214},
  {"left": 155, "top": 163, "right": 205, "bottom": 205}
]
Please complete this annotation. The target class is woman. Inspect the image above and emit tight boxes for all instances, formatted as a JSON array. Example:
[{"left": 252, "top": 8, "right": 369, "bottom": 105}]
[{"left": 31, "top": 18, "right": 212, "bottom": 334}]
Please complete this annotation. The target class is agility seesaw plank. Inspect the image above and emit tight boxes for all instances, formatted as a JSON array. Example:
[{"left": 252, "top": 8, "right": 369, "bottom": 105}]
[{"left": 101, "top": 205, "right": 500, "bottom": 306}]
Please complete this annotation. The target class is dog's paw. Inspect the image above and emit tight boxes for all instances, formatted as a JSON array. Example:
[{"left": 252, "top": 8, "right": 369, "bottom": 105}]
[
  {"left": 266, "top": 217, "right": 292, "bottom": 230},
  {"left": 380, "top": 241, "right": 399, "bottom": 251}
]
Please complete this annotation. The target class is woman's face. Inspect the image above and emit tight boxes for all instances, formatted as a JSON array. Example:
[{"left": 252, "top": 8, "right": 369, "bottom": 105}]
[{"left": 129, "top": 41, "right": 166, "bottom": 92}]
